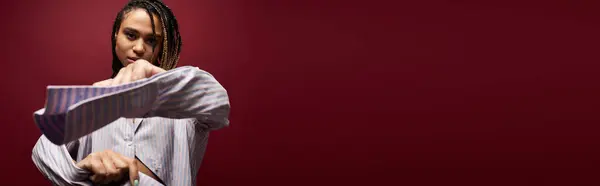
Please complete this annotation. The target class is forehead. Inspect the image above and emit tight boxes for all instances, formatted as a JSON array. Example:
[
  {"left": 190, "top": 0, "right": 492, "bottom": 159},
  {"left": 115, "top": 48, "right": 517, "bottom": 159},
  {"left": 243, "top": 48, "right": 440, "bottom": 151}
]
[{"left": 121, "top": 8, "right": 162, "bottom": 35}]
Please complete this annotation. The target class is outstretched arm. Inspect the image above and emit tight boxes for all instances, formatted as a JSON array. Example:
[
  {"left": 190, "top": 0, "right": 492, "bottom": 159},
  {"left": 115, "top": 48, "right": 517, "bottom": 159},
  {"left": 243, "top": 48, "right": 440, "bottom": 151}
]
[{"left": 34, "top": 60, "right": 230, "bottom": 145}]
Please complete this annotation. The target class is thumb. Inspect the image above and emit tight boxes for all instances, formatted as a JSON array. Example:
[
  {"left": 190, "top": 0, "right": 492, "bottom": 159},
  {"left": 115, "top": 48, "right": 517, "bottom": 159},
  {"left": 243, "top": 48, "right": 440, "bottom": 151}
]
[
  {"left": 75, "top": 159, "right": 85, "bottom": 169},
  {"left": 146, "top": 64, "right": 167, "bottom": 77}
]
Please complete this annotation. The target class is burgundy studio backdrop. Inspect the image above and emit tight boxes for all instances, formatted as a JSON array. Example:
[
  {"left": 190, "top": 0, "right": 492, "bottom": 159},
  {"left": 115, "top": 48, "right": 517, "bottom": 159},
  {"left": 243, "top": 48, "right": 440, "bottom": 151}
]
[{"left": 1, "top": 0, "right": 600, "bottom": 185}]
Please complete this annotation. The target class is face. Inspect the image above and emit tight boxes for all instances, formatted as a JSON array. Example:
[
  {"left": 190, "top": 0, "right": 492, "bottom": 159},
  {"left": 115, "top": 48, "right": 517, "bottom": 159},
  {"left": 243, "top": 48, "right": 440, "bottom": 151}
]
[{"left": 115, "top": 8, "right": 163, "bottom": 67}]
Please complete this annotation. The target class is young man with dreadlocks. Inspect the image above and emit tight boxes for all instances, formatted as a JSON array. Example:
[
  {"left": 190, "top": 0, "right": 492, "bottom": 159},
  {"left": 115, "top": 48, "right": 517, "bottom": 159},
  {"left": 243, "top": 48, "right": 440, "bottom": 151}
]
[{"left": 31, "top": 0, "right": 230, "bottom": 185}]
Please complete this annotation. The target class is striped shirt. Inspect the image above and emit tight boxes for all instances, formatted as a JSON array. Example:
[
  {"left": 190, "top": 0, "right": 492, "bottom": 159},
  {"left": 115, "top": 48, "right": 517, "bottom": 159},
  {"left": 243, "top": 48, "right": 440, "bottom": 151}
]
[{"left": 31, "top": 66, "right": 231, "bottom": 186}]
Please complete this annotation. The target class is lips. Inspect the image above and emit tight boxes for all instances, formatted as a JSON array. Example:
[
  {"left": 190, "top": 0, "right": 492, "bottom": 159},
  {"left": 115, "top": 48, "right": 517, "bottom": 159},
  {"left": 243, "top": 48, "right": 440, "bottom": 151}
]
[{"left": 127, "top": 57, "right": 140, "bottom": 64}]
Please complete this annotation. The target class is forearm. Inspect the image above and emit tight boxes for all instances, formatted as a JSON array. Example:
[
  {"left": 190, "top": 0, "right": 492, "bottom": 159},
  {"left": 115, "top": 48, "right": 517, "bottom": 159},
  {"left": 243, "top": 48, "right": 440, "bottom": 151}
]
[
  {"left": 33, "top": 66, "right": 230, "bottom": 145},
  {"left": 148, "top": 67, "right": 231, "bottom": 130},
  {"left": 32, "top": 136, "right": 91, "bottom": 185}
]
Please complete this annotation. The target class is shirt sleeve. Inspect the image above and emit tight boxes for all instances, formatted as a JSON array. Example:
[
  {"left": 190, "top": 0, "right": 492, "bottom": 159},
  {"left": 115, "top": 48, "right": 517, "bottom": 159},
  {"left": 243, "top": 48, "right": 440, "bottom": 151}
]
[
  {"left": 33, "top": 135, "right": 167, "bottom": 186},
  {"left": 31, "top": 135, "right": 92, "bottom": 186},
  {"left": 33, "top": 66, "right": 231, "bottom": 145},
  {"left": 148, "top": 66, "right": 231, "bottom": 130}
]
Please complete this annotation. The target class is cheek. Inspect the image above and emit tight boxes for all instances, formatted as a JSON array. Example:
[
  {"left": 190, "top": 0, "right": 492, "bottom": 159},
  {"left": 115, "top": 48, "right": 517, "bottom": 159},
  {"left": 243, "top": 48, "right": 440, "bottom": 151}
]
[
  {"left": 152, "top": 47, "right": 161, "bottom": 57},
  {"left": 146, "top": 47, "right": 162, "bottom": 61},
  {"left": 114, "top": 37, "right": 128, "bottom": 58}
]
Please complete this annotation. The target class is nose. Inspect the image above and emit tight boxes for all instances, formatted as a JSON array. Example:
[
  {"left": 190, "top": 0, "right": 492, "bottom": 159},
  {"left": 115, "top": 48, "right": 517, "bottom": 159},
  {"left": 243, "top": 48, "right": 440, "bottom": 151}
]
[{"left": 132, "top": 39, "right": 145, "bottom": 55}]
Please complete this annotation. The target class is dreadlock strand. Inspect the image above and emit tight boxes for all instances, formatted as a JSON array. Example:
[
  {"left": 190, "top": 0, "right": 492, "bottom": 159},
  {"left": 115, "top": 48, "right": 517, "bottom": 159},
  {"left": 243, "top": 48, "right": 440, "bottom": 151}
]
[{"left": 141, "top": 1, "right": 167, "bottom": 68}]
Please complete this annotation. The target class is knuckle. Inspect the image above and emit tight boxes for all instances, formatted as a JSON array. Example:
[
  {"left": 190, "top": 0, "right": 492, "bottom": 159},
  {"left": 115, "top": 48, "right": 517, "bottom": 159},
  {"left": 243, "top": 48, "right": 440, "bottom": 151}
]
[
  {"left": 108, "top": 169, "right": 120, "bottom": 175},
  {"left": 116, "top": 162, "right": 127, "bottom": 169},
  {"left": 96, "top": 169, "right": 106, "bottom": 175}
]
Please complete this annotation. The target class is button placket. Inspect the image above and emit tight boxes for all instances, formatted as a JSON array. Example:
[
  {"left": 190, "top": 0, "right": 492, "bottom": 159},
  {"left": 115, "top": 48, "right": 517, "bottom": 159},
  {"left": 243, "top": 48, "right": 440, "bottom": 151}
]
[{"left": 127, "top": 118, "right": 135, "bottom": 153}]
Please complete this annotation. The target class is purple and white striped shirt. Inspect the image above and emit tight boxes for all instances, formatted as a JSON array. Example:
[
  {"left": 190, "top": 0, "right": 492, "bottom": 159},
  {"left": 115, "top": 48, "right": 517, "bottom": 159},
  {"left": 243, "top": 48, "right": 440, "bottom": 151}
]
[{"left": 31, "top": 66, "right": 231, "bottom": 186}]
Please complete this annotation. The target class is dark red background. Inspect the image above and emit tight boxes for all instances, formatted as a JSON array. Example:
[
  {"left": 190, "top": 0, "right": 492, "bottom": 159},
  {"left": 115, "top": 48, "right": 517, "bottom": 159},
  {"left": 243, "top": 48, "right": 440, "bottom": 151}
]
[{"left": 1, "top": 0, "right": 600, "bottom": 185}]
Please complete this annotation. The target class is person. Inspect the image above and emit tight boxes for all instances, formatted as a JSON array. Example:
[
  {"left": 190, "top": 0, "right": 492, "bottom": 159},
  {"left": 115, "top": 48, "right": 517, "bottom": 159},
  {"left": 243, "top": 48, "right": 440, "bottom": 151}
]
[{"left": 31, "top": 0, "right": 230, "bottom": 185}]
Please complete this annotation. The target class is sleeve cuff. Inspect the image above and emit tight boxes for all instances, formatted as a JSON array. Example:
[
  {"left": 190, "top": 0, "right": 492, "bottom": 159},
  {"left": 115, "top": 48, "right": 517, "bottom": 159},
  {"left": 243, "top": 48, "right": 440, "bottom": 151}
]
[{"left": 61, "top": 145, "right": 92, "bottom": 181}]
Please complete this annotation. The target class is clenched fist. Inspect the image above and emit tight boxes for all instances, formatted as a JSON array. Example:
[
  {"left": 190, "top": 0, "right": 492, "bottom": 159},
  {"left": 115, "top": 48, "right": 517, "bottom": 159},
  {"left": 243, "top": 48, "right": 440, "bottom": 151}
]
[
  {"left": 93, "top": 59, "right": 166, "bottom": 86},
  {"left": 76, "top": 150, "right": 139, "bottom": 185},
  {"left": 76, "top": 150, "right": 160, "bottom": 185}
]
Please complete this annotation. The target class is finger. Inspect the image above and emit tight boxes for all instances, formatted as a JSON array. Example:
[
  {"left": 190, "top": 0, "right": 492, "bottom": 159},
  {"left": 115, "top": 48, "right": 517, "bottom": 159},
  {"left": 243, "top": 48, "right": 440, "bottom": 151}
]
[
  {"left": 131, "top": 63, "right": 146, "bottom": 82},
  {"left": 147, "top": 64, "right": 166, "bottom": 77},
  {"left": 93, "top": 79, "right": 113, "bottom": 87},
  {"left": 90, "top": 174, "right": 110, "bottom": 184},
  {"left": 89, "top": 155, "right": 107, "bottom": 183},
  {"left": 136, "top": 59, "right": 165, "bottom": 77},
  {"left": 107, "top": 151, "right": 129, "bottom": 181},
  {"left": 111, "top": 68, "right": 126, "bottom": 86},
  {"left": 108, "top": 151, "right": 129, "bottom": 169},
  {"left": 101, "top": 153, "right": 120, "bottom": 184},
  {"left": 121, "top": 65, "right": 134, "bottom": 84},
  {"left": 90, "top": 174, "right": 100, "bottom": 183},
  {"left": 75, "top": 157, "right": 88, "bottom": 170},
  {"left": 123, "top": 156, "right": 139, "bottom": 186}
]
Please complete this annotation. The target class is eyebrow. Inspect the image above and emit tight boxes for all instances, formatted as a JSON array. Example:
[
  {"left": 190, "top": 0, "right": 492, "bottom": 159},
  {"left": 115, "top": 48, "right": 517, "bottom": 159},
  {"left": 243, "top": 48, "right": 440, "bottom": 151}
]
[{"left": 123, "top": 27, "right": 163, "bottom": 38}]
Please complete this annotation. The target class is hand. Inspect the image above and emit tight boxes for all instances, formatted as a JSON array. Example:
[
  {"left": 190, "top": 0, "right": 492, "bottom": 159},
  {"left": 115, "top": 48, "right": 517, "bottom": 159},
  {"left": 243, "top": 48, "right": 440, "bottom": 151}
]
[
  {"left": 92, "top": 79, "right": 114, "bottom": 86},
  {"left": 76, "top": 150, "right": 139, "bottom": 185},
  {"left": 110, "top": 59, "right": 166, "bottom": 86}
]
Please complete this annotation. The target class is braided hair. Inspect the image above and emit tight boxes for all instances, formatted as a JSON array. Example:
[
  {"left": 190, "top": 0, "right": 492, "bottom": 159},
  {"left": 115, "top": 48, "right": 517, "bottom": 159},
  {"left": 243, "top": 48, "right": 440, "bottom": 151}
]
[{"left": 110, "top": 0, "right": 182, "bottom": 78}]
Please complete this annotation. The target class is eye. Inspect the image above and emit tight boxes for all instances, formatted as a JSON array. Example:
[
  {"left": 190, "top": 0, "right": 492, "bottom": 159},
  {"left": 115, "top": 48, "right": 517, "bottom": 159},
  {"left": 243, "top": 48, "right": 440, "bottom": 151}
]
[
  {"left": 125, "top": 32, "right": 136, "bottom": 40},
  {"left": 146, "top": 38, "right": 157, "bottom": 46}
]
